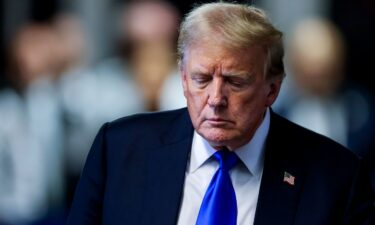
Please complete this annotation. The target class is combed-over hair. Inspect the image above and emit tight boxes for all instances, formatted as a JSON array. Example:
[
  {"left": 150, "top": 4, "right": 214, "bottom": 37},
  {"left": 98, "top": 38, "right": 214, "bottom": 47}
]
[{"left": 178, "top": 2, "right": 285, "bottom": 79}]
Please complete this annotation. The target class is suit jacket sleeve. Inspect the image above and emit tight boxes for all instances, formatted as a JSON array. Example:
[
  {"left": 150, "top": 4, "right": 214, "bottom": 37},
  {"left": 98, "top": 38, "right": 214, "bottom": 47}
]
[{"left": 66, "top": 123, "right": 109, "bottom": 225}]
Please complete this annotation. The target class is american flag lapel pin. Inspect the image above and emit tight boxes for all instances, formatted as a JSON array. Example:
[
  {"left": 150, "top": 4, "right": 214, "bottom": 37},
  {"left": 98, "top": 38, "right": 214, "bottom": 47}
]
[{"left": 283, "top": 171, "right": 295, "bottom": 186}]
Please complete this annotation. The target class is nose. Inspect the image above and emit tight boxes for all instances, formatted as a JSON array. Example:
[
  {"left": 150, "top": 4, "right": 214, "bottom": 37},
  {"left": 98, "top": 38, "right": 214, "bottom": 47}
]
[{"left": 207, "top": 78, "right": 227, "bottom": 107}]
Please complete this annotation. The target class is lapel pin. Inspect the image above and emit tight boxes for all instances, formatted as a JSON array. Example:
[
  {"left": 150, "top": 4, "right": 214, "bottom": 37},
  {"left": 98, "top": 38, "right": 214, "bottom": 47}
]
[{"left": 283, "top": 171, "right": 295, "bottom": 186}]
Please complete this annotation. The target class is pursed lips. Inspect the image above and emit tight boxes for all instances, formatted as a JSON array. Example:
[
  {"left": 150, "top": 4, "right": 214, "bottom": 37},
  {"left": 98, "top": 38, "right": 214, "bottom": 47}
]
[{"left": 204, "top": 117, "right": 234, "bottom": 126}]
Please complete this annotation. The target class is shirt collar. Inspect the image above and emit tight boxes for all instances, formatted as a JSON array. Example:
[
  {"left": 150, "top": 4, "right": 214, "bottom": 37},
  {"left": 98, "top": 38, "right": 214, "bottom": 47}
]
[{"left": 189, "top": 108, "right": 271, "bottom": 176}]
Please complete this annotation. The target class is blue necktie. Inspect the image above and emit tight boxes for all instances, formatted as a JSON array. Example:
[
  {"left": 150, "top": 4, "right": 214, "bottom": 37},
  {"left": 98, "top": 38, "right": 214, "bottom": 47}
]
[{"left": 195, "top": 150, "right": 238, "bottom": 225}]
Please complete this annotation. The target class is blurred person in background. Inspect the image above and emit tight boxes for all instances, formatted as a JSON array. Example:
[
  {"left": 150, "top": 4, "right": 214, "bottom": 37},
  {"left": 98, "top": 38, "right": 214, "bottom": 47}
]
[
  {"left": 274, "top": 18, "right": 375, "bottom": 159},
  {"left": 96, "top": 0, "right": 185, "bottom": 112},
  {"left": 51, "top": 12, "right": 146, "bottom": 205},
  {"left": 0, "top": 23, "right": 64, "bottom": 225},
  {"left": 51, "top": 13, "right": 111, "bottom": 205}
]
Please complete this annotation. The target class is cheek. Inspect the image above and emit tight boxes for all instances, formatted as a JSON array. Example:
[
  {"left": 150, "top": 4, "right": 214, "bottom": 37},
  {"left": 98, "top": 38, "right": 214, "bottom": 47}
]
[
  {"left": 190, "top": 94, "right": 208, "bottom": 118},
  {"left": 186, "top": 88, "right": 206, "bottom": 115},
  {"left": 230, "top": 90, "right": 267, "bottom": 116},
  {"left": 186, "top": 85, "right": 207, "bottom": 107},
  {"left": 230, "top": 91, "right": 256, "bottom": 107}
]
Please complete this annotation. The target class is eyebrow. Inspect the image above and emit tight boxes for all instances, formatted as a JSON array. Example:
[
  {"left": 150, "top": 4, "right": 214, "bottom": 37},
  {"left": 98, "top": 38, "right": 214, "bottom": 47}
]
[
  {"left": 190, "top": 67, "right": 213, "bottom": 75},
  {"left": 190, "top": 72, "right": 212, "bottom": 78},
  {"left": 190, "top": 68, "right": 254, "bottom": 80},
  {"left": 222, "top": 72, "right": 253, "bottom": 79}
]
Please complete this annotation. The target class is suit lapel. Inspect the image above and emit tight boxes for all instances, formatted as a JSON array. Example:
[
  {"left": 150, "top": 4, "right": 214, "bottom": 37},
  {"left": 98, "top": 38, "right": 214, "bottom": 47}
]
[
  {"left": 140, "top": 109, "right": 194, "bottom": 225},
  {"left": 254, "top": 111, "right": 306, "bottom": 225}
]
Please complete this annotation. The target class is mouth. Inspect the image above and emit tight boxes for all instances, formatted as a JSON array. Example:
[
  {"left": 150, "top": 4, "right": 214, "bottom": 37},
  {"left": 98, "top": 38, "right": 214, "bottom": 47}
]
[{"left": 205, "top": 117, "right": 233, "bottom": 126}]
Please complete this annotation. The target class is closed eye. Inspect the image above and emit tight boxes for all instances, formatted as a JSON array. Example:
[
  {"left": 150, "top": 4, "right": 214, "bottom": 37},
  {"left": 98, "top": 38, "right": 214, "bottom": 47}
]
[
  {"left": 225, "top": 76, "right": 252, "bottom": 89},
  {"left": 228, "top": 79, "right": 245, "bottom": 87},
  {"left": 191, "top": 74, "right": 212, "bottom": 86}
]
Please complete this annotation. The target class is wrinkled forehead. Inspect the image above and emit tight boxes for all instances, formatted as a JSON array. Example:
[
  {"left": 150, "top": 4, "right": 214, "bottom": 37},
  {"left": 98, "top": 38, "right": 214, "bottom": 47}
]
[
  {"left": 185, "top": 28, "right": 259, "bottom": 53},
  {"left": 182, "top": 41, "right": 268, "bottom": 76},
  {"left": 183, "top": 38, "right": 267, "bottom": 63}
]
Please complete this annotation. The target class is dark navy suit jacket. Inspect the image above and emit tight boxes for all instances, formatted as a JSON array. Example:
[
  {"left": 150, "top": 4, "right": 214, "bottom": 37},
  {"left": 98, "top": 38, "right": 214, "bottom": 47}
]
[{"left": 67, "top": 108, "right": 374, "bottom": 225}]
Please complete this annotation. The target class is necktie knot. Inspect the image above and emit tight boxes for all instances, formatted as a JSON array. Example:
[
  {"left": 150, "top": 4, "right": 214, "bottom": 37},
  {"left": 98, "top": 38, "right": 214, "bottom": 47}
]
[{"left": 214, "top": 150, "right": 238, "bottom": 171}]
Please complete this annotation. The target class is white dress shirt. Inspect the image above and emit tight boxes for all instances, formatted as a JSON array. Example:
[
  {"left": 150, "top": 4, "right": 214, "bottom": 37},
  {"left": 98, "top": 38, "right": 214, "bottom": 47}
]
[{"left": 177, "top": 108, "right": 271, "bottom": 225}]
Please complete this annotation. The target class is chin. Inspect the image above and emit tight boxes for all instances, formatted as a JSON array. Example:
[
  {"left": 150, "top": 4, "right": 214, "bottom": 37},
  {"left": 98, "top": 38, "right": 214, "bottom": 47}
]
[{"left": 198, "top": 127, "right": 234, "bottom": 146}]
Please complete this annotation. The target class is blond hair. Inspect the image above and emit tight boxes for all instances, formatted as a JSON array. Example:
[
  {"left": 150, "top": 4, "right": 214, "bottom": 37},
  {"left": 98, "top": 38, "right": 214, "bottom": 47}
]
[{"left": 178, "top": 2, "right": 284, "bottom": 79}]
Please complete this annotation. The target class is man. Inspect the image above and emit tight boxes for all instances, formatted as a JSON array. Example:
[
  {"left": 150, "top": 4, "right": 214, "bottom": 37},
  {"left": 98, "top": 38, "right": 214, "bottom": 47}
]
[{"left": 67, "top": 2, "right": 374, "bottom": 225}]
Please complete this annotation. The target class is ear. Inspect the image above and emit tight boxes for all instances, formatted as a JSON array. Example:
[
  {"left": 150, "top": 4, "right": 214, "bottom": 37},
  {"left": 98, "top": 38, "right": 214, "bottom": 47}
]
[{"left": 265, "top": 78, "right": 282, "bottom": 107}]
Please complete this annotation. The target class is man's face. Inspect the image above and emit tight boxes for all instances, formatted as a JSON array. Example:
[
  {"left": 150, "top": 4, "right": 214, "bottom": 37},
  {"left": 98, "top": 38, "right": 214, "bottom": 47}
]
[{"left": 181, "top": 42, "right": 281, "bottom": 150}]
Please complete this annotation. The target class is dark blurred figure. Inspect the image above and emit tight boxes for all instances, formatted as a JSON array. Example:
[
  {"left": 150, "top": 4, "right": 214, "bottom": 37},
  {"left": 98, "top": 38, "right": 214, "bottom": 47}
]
[
  {"left": 0, "top": 23, "right": 65, "bottom": 225},
  {"left": 331, "top": 0, "right": 375, "bottom": 98},
  {"left": 274, "top": 18, "right": 375, "bottom": 158}
]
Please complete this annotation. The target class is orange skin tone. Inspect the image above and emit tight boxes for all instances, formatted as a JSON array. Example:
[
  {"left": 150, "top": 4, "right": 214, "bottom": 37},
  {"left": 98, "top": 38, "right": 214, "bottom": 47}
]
[{"left": 181, "top": 43, "right": 281, "bottom": 151}]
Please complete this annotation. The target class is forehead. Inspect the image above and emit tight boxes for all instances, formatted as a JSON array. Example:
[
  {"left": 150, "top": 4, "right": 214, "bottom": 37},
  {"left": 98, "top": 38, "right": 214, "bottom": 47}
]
[{"left": 184, "top": 42, "right": 267, "bottom": 73}]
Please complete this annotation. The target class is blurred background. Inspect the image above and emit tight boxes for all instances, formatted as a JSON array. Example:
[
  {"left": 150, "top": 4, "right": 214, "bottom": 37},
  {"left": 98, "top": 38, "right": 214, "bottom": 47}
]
[{"left": 0, "top": 0, "right": 374, "bottom": 224}]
